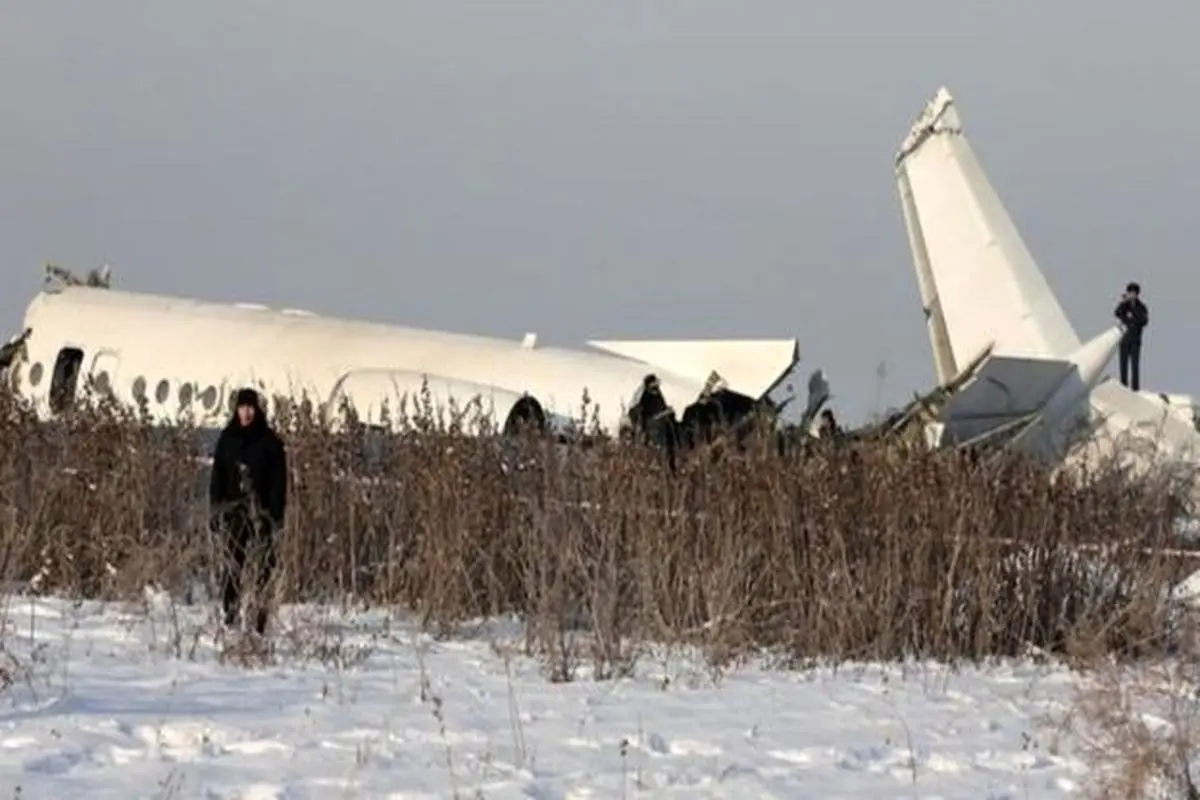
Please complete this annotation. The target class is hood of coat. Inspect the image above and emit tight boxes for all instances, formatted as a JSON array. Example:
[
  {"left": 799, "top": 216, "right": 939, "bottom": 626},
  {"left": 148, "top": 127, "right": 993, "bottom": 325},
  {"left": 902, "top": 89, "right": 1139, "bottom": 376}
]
[{"left": 226, "top": 387, "right": 269, "bottom": 436}]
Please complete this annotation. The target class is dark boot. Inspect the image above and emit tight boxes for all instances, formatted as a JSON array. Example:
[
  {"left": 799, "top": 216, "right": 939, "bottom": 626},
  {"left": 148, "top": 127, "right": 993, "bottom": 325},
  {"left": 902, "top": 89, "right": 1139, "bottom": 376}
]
[{"left": 221, "top": 572, "right": 241, "bottom": 628}]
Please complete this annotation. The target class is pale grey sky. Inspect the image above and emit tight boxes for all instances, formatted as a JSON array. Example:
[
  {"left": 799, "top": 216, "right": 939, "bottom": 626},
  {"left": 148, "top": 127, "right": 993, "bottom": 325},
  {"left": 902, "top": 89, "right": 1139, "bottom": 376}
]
[{"left": 2, "top": 2, "right": 1196, "bottom": 423}]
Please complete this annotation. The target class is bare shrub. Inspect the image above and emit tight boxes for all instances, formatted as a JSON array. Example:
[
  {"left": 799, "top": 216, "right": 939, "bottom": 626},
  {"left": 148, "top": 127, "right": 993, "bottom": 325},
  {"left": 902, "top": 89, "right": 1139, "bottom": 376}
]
[
  {"left": 0, "top": 383, "right": 1193, "bottom": 679},
  {"left": 1053, "top": 653, "right": 1200, "bottom": 799}
]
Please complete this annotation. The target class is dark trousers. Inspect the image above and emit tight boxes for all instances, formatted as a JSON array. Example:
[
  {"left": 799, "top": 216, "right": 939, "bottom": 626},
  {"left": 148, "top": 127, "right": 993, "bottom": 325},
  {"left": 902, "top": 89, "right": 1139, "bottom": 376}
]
[
  {"left": 645, "top": 412, "right": 678, "bottom": 472},
  {"left": 218, "top": 510, "right": 277, "bottom": 634},
  {"left": 1119, "top": 336, "right": 1142, "bottom": 391}
]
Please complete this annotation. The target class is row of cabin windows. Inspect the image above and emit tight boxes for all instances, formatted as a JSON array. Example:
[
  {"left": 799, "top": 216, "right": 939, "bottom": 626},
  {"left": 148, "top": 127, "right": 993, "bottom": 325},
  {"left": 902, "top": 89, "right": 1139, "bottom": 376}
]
[{"left": 25, "top": 349, "right": 255, "bottom": 417}]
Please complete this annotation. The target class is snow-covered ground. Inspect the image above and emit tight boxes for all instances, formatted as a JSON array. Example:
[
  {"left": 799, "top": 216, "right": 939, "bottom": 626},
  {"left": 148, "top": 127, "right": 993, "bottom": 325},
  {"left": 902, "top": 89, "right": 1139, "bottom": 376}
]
[{"left": 0, "top": 593, "right": 1106, "bottom": 798}]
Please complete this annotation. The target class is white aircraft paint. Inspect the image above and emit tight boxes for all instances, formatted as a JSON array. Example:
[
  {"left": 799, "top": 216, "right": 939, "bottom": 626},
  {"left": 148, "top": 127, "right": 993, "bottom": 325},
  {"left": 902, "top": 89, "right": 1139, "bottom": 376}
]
[
  {"left": 895, "top": 87, "right": 1200, "bottom": 474},
  {"left": 2, "top": 272, "right": 800, "bottom": 437}
]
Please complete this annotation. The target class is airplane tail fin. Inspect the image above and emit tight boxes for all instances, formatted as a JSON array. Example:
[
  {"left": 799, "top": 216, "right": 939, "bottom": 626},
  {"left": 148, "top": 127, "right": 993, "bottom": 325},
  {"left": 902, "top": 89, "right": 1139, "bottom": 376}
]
[{"left": 894, "top": 87, "right": 1081, "bottom": 378}]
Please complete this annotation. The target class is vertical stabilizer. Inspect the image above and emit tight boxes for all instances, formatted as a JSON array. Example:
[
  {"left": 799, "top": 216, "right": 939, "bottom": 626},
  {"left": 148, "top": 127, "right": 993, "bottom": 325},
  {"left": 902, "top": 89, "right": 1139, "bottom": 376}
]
[
  {"left": 894, "top": 87, "right": 1081, "bottom": 366},
  {"left": 898, "top": 167, "right": 958, "bottom": 384}
]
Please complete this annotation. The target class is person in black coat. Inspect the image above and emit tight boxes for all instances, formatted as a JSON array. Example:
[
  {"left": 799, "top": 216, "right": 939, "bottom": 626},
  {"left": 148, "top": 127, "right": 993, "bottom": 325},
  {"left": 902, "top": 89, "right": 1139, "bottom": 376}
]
[
  {"left": 816, "top": 408, "right": 842, "bottom": 440},
  {"left": 628, "top": 374, "right": 678, "bottom": 471},
  {"left": 209, "top": 387, "right": 288, "bottom": 634},
  {"left": 1114, "top": 281, "right": 1149, "bottom": 391}
]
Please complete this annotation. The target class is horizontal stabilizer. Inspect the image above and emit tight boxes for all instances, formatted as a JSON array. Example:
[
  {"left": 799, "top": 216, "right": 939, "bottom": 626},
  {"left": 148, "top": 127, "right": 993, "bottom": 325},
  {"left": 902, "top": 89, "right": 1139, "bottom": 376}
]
[
  {"left": 941, "top": 354, "right": 1074, "bottom": 425},
  {"left": 586, "top": 338, "right": 799, "bottom": 399},
  {"left": 939, "top": 327, "right": 1122, "bottom": 445}
]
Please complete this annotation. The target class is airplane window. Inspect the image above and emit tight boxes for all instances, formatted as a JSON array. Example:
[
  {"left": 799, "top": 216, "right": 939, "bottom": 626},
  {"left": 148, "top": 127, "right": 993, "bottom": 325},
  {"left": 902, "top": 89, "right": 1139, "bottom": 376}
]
[
  {"left": 93, "top": 371, "right": 112, "bottom": 395},
  {"left": 28, "top": 362, "right": 43, "bottom": 387},
  {"left": 178, "top": 383, "right": 193, "bottom": 407},
  {"left": 132, "top": 376, "right": 147, "bottom": 402},
  {"left": 155, "top": 379, "right": 170, "bottom": 404},
  {"left": 49, "top": 347, "right": 84, "bottom": 414},
  {"left": 199, "top": 386, "right": 217, "bottom": 411}
]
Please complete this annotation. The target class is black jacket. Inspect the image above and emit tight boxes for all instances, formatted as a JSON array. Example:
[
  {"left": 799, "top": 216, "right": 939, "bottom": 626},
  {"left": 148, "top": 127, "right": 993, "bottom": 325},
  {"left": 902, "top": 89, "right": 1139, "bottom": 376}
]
[
  {"left": 1115, "top": 297, "right": 1149, "bottom": 342},
  {"left": 209, "top": 392, "right": 288, "bottom": 530}
]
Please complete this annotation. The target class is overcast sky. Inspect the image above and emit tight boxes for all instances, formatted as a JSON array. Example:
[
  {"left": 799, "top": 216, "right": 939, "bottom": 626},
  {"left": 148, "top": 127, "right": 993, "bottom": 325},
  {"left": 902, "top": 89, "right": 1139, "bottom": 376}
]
[{"left": 2, "top": 2, "right": 1196, "bottom": 423}]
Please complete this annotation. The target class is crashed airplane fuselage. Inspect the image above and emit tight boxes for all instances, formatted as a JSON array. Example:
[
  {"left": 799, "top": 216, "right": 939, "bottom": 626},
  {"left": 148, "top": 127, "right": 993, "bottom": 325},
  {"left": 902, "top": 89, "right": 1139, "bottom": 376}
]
[
  {"left": 0, "top": 266, "right": 801, "bottom": 438},
  {"left": 894, "top": 87, "right": 1200, "bottom": 475}
]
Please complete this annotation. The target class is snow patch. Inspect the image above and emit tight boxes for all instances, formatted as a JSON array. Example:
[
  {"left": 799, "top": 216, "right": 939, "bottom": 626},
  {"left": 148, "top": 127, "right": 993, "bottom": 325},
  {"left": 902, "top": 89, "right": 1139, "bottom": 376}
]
[{"left": 0, "top": 596, "right": 1102, "bottom": 796}]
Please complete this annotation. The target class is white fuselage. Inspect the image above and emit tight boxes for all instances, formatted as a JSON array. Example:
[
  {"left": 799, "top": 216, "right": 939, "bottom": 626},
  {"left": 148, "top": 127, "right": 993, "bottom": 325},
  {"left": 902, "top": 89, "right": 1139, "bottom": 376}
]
[{"left": 9, "top": 285, "right": 785, "bottom": 435}]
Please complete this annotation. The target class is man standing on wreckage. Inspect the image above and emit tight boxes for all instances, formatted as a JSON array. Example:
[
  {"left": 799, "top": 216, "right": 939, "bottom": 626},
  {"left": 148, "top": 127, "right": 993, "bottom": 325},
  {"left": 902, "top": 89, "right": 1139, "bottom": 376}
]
[{"left": 208, "top": 388, "right": 288, "bottom": 636}]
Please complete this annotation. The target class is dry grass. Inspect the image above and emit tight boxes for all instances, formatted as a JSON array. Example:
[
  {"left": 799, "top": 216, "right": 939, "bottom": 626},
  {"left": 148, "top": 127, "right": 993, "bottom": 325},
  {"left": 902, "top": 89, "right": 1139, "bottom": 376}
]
[
  {"left": 0, "top": 383, "right": 1194, "bottom": 677},
  {"left": 1045, "top": 654, "right": 1200, "bottom": 799},
  {"left": 5, "top": 384, "right": 1200, "bottom": 797}
]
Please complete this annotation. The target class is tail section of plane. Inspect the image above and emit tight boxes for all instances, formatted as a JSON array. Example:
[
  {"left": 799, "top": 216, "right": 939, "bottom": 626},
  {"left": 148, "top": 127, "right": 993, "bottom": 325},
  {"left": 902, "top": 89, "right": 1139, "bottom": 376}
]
[
  {"left": 894, "top": 87, "right": 1200, "bottom": 473},
  {"left": 895, "top": 87, "right": 1080, "bottom": 375},
  {"left": 934, "top": 326, "right": 1122, "bottom": 446},
  {"left": 894, "top": 87, "right": 1130, "bottom": 454}
]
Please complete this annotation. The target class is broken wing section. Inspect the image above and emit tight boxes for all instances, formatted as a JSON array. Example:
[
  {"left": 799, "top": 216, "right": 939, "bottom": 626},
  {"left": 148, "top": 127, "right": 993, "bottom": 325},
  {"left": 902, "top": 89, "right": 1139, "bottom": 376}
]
[
  {"left": 586, "top": 338, "right": 799, "bottom": 399},
  {"left": 895, "top": 87, "right": 1080, "bottom": 369},
  {"left": 1080, "top": 380, "right": 1200, "bottom": 471},
  {"left": 1136, "top": 391, "right": 1200, "bottom": 429}
]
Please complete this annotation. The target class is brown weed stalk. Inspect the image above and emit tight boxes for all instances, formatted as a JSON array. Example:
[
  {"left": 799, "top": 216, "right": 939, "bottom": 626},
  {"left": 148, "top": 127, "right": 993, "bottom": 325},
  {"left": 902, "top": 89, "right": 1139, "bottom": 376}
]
[{"left": 0, "top": 384, "right": 1193, "bottom": 675}]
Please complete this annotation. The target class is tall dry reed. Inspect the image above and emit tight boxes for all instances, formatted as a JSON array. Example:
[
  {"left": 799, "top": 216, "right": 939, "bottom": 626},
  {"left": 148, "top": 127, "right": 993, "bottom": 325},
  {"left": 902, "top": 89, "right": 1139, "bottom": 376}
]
[{"left": 0, "top": 385, "right": 1192, "bottom": 675}]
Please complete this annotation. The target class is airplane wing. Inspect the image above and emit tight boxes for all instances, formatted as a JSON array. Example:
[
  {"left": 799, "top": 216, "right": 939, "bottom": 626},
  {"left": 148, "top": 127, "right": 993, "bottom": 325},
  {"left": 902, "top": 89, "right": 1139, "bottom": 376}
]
[
  {"left": 895, "top": 87, "right": 1081, "bottom": 382},
  {"left": 585, "top": 338, "right": 800, "bottom": 400},
  {"left": 1083, "top": 380, "right": 1200, "bottom": 467}
]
